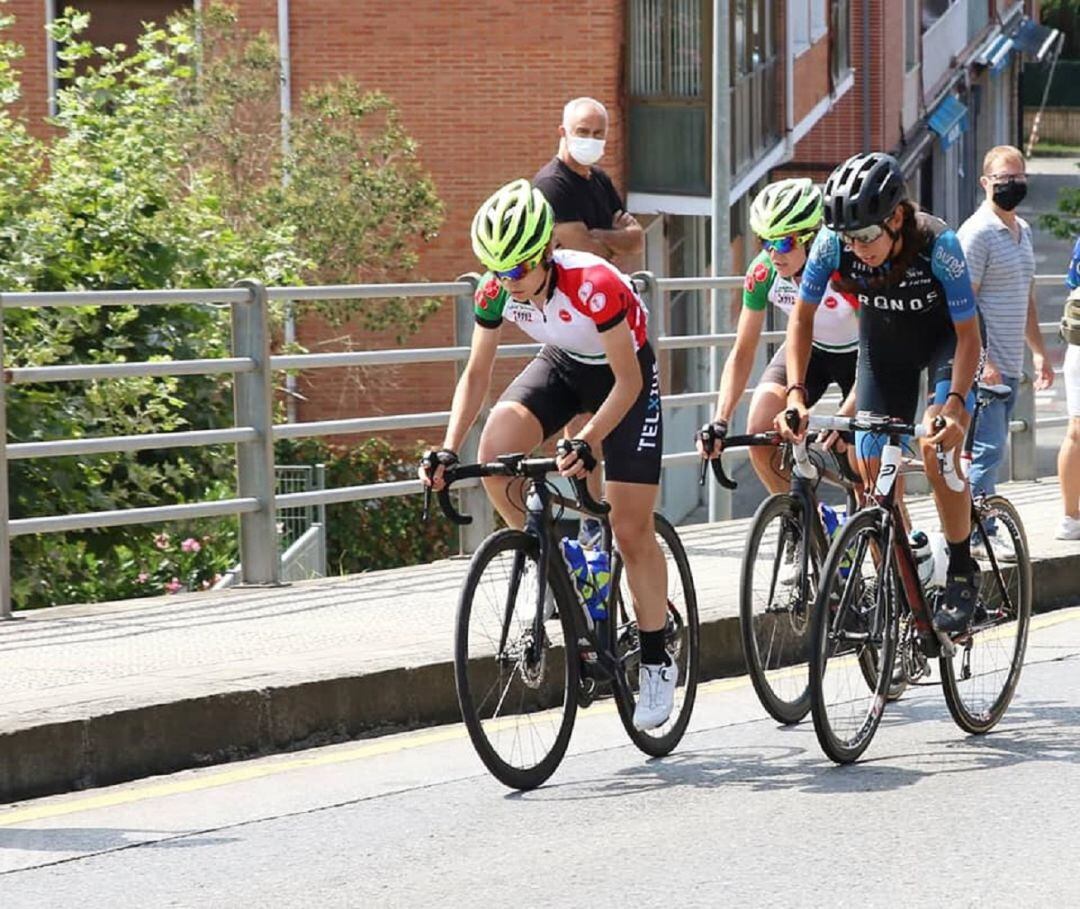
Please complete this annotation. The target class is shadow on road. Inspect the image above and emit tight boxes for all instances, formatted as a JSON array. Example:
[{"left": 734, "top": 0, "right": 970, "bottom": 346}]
[
  {"left": 0, "top": 826, "right": 236, "bottom": 854},
  {"left": 512, "top": 694, "right": 1080, "bottom": 802}
]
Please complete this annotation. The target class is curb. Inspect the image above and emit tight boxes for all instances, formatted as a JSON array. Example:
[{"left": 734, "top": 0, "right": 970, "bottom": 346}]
[{"left": 2, "top": 552, "right": 1077, "bottom": 805}]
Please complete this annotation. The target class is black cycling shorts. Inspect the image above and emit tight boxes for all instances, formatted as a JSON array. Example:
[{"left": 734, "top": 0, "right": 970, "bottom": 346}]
[
  {"left": 855, "top": 325, "right": 979, "bottom": 457},
  {"left": 759, "top": 343, "right": 857, "bottom": 406},
  {"left": 498, "top": 343, "right": 662, "bottom": 485}
]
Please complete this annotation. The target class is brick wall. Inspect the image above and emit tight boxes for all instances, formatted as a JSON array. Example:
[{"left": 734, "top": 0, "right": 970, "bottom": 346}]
[
  {"left": 9, "top": 1, "right": 49, "bottom": 128},
  {"left": 792, "top": 0, "right": 887, "bottom": 167},
  {"left": 275, "top": 0, "right": 628, "bottom": 443}
]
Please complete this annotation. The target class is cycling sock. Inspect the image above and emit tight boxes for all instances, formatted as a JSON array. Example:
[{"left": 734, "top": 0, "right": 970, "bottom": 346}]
[
  {"left": 640, "top": 629, "right": 669, "bottom": 666},
  {"left": 947, "top": 536, "right": 973, "bottom": 574}
]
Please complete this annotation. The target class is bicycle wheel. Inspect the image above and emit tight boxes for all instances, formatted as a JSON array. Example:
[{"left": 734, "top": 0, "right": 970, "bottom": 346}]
[
  {"left": 809, "top": 508, "right": 898, "bottom": 764},
  {"left": 454, "top": 529, "right": 580, "bottom": 790},
  {"left": 739, "top": 493, "right": 824, "bottom": 724},
  {"left": 941, "top": 495, "right": 1032, "bottom": 734},
  {"left": 610, "top": 513, "right": 700, "bottom": 757}
]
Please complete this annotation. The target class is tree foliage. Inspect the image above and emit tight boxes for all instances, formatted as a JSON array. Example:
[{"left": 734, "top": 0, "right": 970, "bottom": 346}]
[{"left": 2, "top": 4, "right": 444, "bottom": 608}]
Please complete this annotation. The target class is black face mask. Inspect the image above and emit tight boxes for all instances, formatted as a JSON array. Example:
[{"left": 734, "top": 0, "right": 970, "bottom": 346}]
[{"left": 992, "top": 179, "right": 1027, "bottom": 212}]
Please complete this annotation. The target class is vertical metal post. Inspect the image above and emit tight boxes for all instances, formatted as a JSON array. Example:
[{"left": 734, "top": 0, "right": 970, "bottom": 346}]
[
  {"left": 710, "top": 0, "right": 732, "bottom": 522},
  {"left": 453, "top": 274, "right": 492, "bottom": 554},
  {"left": 1010, "top": 371, "right": 1037, "bottom": 481},
  {"left": 0, "top": 306, "right": 11, "bottom": 618},
  {"left": 232, "top": 279, "right": 281, "bottom": 584}
]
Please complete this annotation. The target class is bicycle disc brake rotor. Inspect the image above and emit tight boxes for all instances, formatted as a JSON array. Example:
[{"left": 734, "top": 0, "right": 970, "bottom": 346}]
[{"left": 515, "top": 629, "right": 547, "bottom": 689}]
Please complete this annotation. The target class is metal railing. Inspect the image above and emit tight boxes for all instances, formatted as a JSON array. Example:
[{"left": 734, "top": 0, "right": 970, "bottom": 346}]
[{"left": 0, "top": 273, "right": 1071, "bottom": 616}]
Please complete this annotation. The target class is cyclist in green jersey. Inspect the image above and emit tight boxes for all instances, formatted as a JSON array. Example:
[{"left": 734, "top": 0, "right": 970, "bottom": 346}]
[{"left": 698, "top": 178, "right": 859, "bottom": 490}]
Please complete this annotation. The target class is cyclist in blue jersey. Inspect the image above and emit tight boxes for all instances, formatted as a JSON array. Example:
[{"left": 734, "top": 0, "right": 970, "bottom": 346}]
[
  {"left": 779, "top": 152, "right": 984, "bottom": 633},
  {"left": 419, "top": 179, "right": 677, "bottom": 730}
]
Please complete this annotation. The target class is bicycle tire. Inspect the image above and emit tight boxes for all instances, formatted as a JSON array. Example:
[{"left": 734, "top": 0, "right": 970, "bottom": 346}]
[
  {"left": 940, "top": 495, "right": 1032, "bottom": 734},
  {"left": 454, "top": 529, "right": 581, "bottom": 790},
  {"left": 809, "top": 507, "right": 898, "bottom": 764},
  {"left": 610, "top": 513, "right": 700, "bottom": 757},
  {"left": 739, "top": 493, "right": 824, "bottom": 725}
]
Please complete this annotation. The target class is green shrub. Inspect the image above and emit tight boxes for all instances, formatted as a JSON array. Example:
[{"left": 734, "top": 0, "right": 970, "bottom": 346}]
[{"left": 277, "top": 437, "right": 456, "bottom": 574}]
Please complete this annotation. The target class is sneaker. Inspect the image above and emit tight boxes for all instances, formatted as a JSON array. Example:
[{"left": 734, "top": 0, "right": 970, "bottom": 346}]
[
  {"left": 632, "top": 659, "right": 679, "bottom": 730},
  {"left": 578, "top": 518, "right": 603, "bottom": 550},
  {"left": 1056, "top": 515, "right": 1080, "bottom": 541},
  {"left": 542, "top": 586, "right": 557, "bottom": 621},
  {"left": 933, "top": 567, "right": 980, "bottom": 634},
  {"left": 973, "top": 531, "right": 1016, "bottom": 564},
  {"left": 778, "top": 525, "right": 800, "bottom": 587}
]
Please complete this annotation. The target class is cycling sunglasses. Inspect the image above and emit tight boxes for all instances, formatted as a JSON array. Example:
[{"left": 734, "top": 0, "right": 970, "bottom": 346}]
[
  {"left": 494, "top": 251, "right": 545, "bottom": 281},
  {"left": 841, "top": 223, "right": 887, "bottom": 245},
  {"left": 762, "top": 232, "right": 814, "bottom": 254}
]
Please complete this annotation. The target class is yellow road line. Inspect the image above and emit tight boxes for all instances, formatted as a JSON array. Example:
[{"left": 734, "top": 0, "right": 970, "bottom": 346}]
[{"left": 2, "top": 607, "right": 1075, "bottom": 827}]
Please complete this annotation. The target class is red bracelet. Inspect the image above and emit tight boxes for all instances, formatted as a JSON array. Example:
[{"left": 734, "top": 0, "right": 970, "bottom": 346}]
[{"left": 785, "top": 383, "right": 808, "bottom": 403}]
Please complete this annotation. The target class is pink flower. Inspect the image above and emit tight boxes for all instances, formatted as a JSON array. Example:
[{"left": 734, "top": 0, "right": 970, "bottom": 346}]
[
  {"left": 164, "top": 577, "right": 183, "bottom": 594},
  {"left": 137, "top": 572, "right": 149, "bottom": 583},
  {"left": 181, "top": 537, "right": 201, "bottom": 553},
  {"left": 153, "top": 533, "right": 170, "bottom": 550}
]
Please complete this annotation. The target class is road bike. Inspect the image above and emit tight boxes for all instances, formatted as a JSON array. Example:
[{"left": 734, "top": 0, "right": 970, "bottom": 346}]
[
  {"left": 425, "top": 449, "right": 700, "bottom": 789},
  {"left": 804, "top": 410, "right": 1032, "bottom": 763},
  {"left": 701, "top": 427, "right": 860, "bottom": 724}
]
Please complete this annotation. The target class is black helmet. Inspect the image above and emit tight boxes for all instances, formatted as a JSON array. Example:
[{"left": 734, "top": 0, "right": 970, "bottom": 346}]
[{"left": 823, "top": 152, "right": 907, "bottom": 231}]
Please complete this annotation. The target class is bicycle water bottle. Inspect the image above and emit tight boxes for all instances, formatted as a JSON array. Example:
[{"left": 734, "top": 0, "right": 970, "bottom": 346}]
[
  {"left": 818, "top": 503, "right": 847, "bottom": 541},
  {"left": 560, "top": 538, "right": 609, "bottom": 621},
  {"left": 909, "top": 530, "right": 934, "bottom": 589}
]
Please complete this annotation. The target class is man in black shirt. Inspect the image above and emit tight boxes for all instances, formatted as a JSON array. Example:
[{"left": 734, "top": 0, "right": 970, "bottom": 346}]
[{"left": 533, "top": 97, "right": 644, "bottom": 274}]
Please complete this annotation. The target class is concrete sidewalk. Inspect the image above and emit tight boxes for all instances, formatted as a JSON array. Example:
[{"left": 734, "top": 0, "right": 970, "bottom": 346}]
[{"left": 1, "top": 479, "right": 1077, "bottom": 803}]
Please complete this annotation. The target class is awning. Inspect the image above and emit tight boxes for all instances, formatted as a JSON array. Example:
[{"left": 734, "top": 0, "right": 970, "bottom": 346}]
[
  {"left": 976, "top": 34, "right": 1015, "bottom": 74},
  {"left": 1012, "top": 17, "right": 1061, "bottom": 63},
  {"left": 928, "top": 95, "right": 968, "bottom": 151}
]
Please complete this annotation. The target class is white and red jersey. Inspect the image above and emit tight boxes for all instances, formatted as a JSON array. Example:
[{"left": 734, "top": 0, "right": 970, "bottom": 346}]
[{"left": 473, "top": 249, "right": 649, "bottom": 364}]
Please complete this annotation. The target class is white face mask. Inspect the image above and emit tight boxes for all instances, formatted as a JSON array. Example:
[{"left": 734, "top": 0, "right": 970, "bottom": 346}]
[{"left": 566, "top": 136, "right": 605, "bottom": 166}]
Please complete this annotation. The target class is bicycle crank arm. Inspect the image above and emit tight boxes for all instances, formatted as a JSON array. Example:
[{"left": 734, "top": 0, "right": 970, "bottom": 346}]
[{"left": 935, "top": 629, "right": 957, "bottom": 658}]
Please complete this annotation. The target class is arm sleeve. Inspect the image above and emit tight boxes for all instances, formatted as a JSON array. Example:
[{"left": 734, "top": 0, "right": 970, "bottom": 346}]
[
  {"left": 741, "top": 251, "right": 774, "bottom": 311},
  {"left": 930, "top": 230, "right": 978, "bottom": 323},
  {"left": 1068, "top": 237, "right": 1080, "bottom": 290},
  {"left": 799, "top": 229, "right": 842, "bottom": 305},
  {"left": 473, "top": 274, "right": 507, "bottom": 328},
  {"left": 956, "top": 220, "right": 988, "bottom": 291}
]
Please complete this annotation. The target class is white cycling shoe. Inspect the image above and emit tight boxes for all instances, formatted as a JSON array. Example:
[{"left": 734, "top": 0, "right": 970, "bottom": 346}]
[{"left": 632, "top": 659, "right": 678, "bottom": 730}]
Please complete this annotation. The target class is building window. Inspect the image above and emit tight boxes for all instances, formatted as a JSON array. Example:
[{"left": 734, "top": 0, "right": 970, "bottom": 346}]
[
  {"left": 629, "top": 0, "right": 703, "bottom": 99},
  {"left": 791, "top": 0, "right": 827, "bottom": 53},
  {"left": 628, "top": 0, "right": 708, "bottom": 194},
  {"left": 922, "top": 0, "right": 959, "bottom": 33},
  {"left": 905, "top": 0, "right": 919, "bottom": 71},
  {"left": 829, "top": 0, "right": 850, "bottom": 83},
  {"left": 730, "top": 0, "right": 773, "bottom": 79}
]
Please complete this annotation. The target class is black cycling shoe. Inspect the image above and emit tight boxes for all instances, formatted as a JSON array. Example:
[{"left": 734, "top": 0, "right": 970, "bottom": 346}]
[{"left": 933, "top": 566, "right": 980, "bottom": 634}]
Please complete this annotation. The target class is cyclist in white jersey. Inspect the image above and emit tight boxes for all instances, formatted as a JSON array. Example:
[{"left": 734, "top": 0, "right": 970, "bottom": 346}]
[
  {"left": 697, "top": 178, "right": 859, "bottom": 491},
  {"left": 419, "top": 179, "right": 676, "bottom": 730}
]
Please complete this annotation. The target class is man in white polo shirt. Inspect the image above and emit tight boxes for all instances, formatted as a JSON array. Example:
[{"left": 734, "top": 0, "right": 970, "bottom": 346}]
[{"left": 958, "top": 145, "right": 1054, "bottom": 562}]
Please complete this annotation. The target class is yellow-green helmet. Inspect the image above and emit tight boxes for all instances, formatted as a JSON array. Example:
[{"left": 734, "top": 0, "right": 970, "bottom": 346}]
[
  {"left": 749, "top": 178, "right": 823, "bottom": 240},
  {"left": 471, "top": 179, "right": 553, "bottom": 271}
]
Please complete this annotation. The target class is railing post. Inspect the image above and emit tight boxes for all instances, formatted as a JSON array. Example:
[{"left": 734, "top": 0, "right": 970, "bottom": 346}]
[
  {"left": 0, "top": 307, "right": 11, "bottom": 618},
  {"left": 232, "top": 279, "right": 281, "bottom": 585},
  {"left": 453, "top": 273, "right": 493, "bottom": 554},
  {"left": 1010, "top": 369, "right": 1037, "bottom": 481}
]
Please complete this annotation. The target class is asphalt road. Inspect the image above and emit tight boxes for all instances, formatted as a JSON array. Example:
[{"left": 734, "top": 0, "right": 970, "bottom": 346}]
[{"left": 2, "top": 606, "right": 1078, "bottom": 908}]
